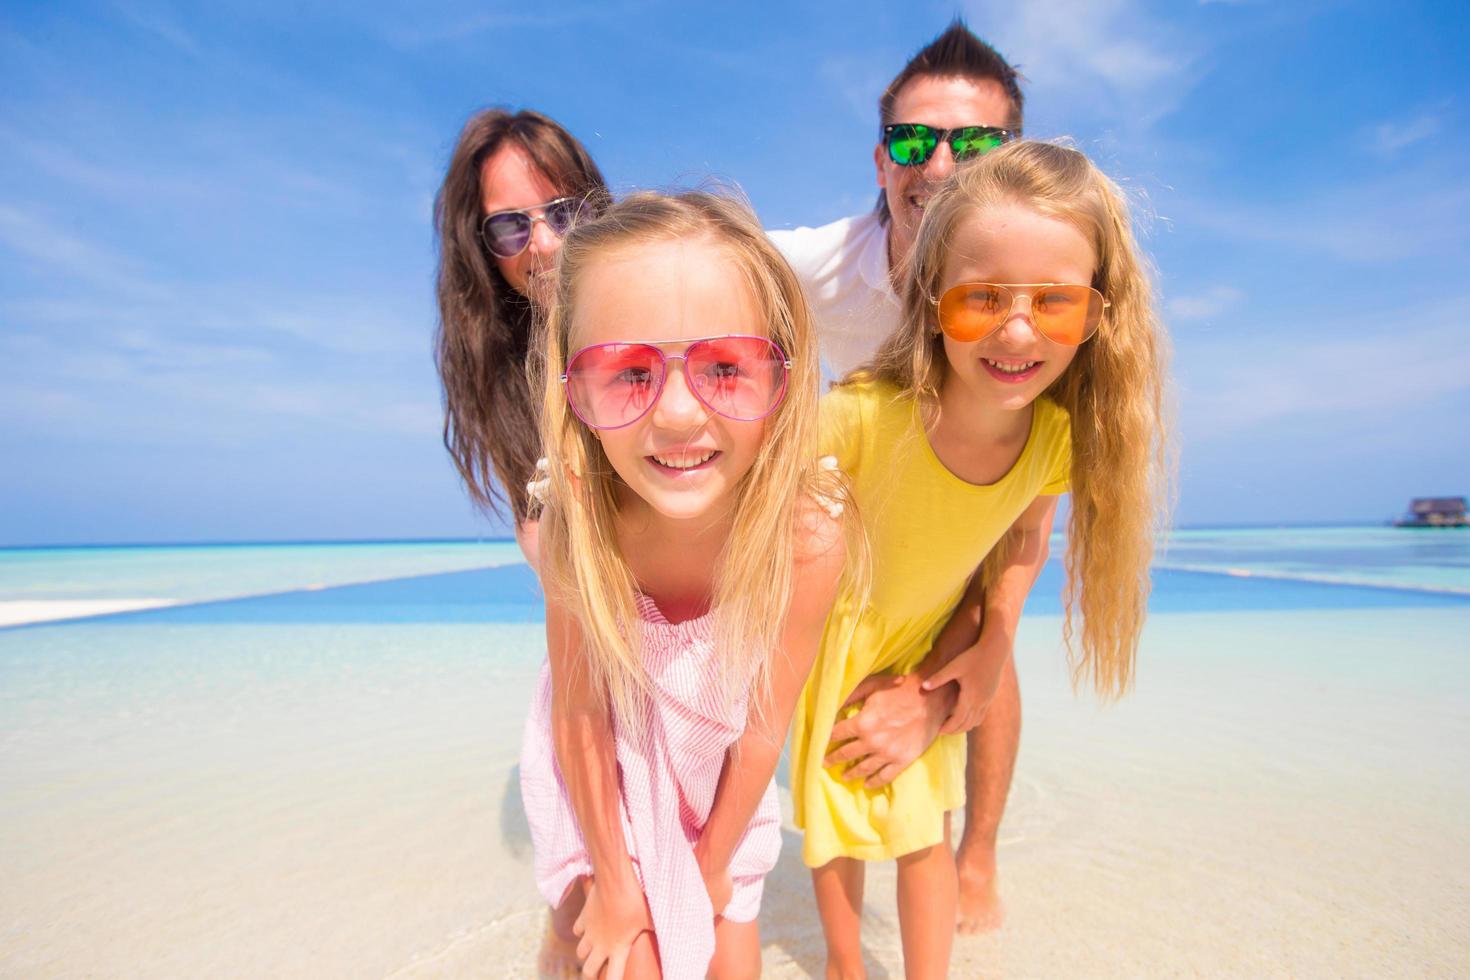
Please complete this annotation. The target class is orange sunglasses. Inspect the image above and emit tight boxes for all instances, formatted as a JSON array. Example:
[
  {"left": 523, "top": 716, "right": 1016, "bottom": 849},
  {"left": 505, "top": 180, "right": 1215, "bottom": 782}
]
[{"left": 937, "top": 282, "right": 1108, "bottom": 346}]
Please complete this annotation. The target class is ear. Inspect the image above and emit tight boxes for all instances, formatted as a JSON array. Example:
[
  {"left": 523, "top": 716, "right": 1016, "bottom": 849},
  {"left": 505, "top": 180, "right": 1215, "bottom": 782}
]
[{"left": 874, "top": 142, "right": 888, "bottom": 190}]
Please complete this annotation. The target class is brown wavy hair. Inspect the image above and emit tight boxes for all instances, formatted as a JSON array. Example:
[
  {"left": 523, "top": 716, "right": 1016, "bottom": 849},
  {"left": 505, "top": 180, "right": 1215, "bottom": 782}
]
[
  {"left": 434, "top": 108, "right": 610, "bottom": 522},
  {"left": 853, "top": 140, "right": 1173, "bottom": 698}
]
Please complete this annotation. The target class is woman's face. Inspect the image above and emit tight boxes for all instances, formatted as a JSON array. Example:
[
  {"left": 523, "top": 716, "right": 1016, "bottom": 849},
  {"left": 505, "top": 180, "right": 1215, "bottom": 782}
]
[{"left": 479, "top": 142, "right": 566, "bottom": 304}]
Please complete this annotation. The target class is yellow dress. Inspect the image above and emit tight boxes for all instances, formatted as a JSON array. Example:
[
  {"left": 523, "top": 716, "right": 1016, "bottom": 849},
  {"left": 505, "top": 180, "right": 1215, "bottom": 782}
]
[{"left": 791, "top": 379, "right": 1071, "bottom": 866}]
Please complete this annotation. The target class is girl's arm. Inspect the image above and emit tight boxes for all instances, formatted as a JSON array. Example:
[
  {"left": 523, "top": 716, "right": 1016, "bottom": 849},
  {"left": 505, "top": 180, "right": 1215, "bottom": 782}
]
[
  {"left": 545, "top": 599, "right": 651, "bottom": 979},
  {"left": 514, "top": 518, "right": 540, "bottom": 573},
  {"left": 919, "top": 493, "right": 1059, "bottom": 734},
  {"left": 693, "top": 514, "right": 847, "bottom": 912}
]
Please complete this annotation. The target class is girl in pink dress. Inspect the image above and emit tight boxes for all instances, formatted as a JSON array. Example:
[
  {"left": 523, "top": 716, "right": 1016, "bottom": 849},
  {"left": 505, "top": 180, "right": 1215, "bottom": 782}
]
[{"left": 520, "top": 191, "right": 858, "bottom": 980}]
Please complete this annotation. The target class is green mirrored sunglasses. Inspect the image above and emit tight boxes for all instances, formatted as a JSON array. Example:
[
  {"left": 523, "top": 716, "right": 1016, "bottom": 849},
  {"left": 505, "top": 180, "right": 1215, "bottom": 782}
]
[{"left": 882, "top": 123, "right": 1017, "bottom": 166}]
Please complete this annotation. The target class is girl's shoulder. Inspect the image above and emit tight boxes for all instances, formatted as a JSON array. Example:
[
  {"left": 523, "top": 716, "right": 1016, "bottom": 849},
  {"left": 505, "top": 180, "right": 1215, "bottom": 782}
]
[
  {"left": 822, "top": 376, "right": 912, "bottom": 429},
  {"left": 1035, "top": 395, "right": 1073, "bottom": 436},
  {"left": 787, "top": 492, "right": 851, "bottom": 624},
  {"left": 792, "top": 490, "right": 847, "bottom": 567},
  {"left": 824, "top": 375, "right": 905, "bottom": 405}
]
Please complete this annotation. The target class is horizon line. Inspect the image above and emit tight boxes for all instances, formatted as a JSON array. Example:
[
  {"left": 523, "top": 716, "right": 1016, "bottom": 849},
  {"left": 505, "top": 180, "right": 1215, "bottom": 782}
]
[{"left": 0, "top": 519, "right": 1438, "bottom": 552}]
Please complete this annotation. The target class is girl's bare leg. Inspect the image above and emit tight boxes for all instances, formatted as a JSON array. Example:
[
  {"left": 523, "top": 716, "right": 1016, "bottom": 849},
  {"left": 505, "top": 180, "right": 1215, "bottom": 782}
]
[
  {"left": 539, "top": 879, "right": 588, "bottom": 979},
  {"left": 708, "top": 917, "right": 761, "bottom": 980},
  {"left": 812, "top": 857, "right": 866, "bottom": 980},
  {"left": 622, "top": 930, "right": 662, "bottom": 979},
  {"left": 895, "top": 815, "right": 957, "bottom": 980}
]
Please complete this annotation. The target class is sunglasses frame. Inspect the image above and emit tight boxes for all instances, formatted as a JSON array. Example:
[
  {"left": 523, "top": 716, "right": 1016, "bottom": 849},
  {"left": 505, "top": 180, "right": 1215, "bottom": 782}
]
[
  {"left": 479, "top": 195, "right": 584, "bottom": 259},
  {"left": 560, "top": 334, "right": 793, "bottom": 431},
  {"left": 936, "top": 282, "right": 1109, "bottom": 346},
  {"left": 882, "top": 123, "right": 1019, "bottom": 167}
]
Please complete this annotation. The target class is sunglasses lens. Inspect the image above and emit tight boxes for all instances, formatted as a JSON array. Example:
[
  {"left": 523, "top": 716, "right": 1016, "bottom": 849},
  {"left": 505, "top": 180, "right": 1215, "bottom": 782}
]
[
  {"left": 685, "top": 337, "right": 789, "bottom": 421},
  {"left": 949, "top": 127, "right": 1007, "bottom": 161},
  {"left": 545, "top": 197, "right": 585, "bottom": 237},
  {"left": 1032, "top": 285, "right": 1104, "bottom": 345},
  {"left": 939, "top": 284, "right": 1104, "bottom": 345},
  {"left": 886, "top": 125, "right": 935, "bottom": 166},
  {"left": 483, "top": 212, "right": 531, "bottom": 258},
  {"left": 564, "top": 344, "right": 665, "bottom": 429},
  {"left": 938, "top": 283, "right": 1008, "bottom": 342}
]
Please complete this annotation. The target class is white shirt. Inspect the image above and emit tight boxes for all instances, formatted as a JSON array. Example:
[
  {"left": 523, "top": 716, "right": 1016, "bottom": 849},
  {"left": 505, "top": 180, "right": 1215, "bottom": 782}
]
[{"left": 769, "top": 211, "right": 903, "bottom": 380}]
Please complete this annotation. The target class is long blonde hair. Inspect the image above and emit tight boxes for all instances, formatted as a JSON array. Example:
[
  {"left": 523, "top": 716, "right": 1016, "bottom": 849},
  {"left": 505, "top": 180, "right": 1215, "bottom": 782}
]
[
  {"left": 536, "top": 190, "right": 857, "bottom": 724},
  {"left": 856, "top": 140, "right": 1172, "bottom": 698}
]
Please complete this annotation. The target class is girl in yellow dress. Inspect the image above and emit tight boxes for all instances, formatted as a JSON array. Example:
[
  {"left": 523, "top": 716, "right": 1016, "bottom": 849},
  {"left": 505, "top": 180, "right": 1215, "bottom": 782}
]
[{"left": 790, "top": 141, "right": 1171, "bottom": 978}]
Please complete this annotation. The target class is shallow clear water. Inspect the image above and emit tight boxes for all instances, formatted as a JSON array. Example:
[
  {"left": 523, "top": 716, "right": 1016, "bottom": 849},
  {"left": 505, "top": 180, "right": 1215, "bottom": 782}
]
[
  {"left": 2, "top": 528, "right": 1458, "bottom": 628},
  {"left": 1, "top": 529, "right": 1467, "bottom": 977},
  {"left": 1153, "top": 525, "right": 1470, "bottom": 593},
  {"left": 0, "top": 540, "right": 523, "bottom": 604}
]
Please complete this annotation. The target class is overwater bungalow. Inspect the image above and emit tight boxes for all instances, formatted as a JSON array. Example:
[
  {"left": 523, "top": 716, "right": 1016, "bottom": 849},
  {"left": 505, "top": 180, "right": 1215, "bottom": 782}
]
[{"left": 1394, "top": 496, "right": 1469, "bottom": 527}]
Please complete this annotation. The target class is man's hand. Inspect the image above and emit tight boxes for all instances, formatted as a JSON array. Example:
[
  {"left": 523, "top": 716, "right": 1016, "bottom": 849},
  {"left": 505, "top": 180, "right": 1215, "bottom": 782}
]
[
  {"left": 823, "top": 671, "right": 956, "bottom": 789},
  {"left": 920, "top": 639, "right": 1008, "bottom": 736}
]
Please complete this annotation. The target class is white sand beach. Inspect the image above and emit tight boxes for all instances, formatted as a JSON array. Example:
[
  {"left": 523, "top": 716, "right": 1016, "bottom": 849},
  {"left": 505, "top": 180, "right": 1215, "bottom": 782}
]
[
  {"left": 3, "top": 596, "right": 1468, "bottom": 977},
  {"left": 0, "top": 599, "right": 180, "bottom": 628}
]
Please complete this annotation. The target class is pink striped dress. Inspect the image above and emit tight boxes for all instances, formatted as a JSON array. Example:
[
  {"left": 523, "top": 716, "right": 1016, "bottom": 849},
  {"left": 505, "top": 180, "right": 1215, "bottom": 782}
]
[{"left": 519, "top": 594, "right": 782, "bottom": 979}]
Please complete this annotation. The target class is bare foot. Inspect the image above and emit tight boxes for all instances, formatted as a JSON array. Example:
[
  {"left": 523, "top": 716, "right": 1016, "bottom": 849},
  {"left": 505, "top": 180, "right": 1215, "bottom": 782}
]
[
  {"left": 956, "top": 853, "right": 1004, "bottom": 934},
  {"left": 537, "top": 913, "right": 581, "bottom": 979}
]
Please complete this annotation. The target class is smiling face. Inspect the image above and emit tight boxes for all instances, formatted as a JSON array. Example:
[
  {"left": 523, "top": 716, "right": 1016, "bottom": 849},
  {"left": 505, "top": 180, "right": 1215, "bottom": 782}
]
[
  {"left": 877, "top": 74, "right": 1013, "bottom": 271},
  {"left": 568, "top": 237, "right": 770, "bottom": 524},
  {"left": 938, "top": 202, "right": 1097, "bottom": 412},
  {"left": 479, "top": 142, "right": 566, "bottom": 304}
]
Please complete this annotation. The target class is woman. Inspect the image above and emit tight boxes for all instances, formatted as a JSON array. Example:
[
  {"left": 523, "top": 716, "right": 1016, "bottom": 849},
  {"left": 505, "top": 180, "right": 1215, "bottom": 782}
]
[{"left": 434, "top": 108, "right": 611, "bottom": 559}]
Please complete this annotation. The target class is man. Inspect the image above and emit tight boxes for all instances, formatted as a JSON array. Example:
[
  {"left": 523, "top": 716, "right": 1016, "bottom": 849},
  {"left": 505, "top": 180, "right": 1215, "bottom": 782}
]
[
  {"left": 771, "top": 20, "right": 1023, "bottom": 380},
  {"left": 769, "top": 21, "right": 1029, "bottom": 934}
]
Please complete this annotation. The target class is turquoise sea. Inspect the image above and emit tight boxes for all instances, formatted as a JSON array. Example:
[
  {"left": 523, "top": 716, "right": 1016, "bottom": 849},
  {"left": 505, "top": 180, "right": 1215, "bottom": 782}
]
[
  {"left": 2, "top": 525, "right": 1466, "bottom": 627},
  {"left": 1, "top": 526, "right": 1467, "bottom": 977}
]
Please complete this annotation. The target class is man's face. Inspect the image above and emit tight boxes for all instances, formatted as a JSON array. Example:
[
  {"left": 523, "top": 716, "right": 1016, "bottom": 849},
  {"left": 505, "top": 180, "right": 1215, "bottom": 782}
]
[{"left": 876, "top": 74, "right": 1013, "bottom": 269}]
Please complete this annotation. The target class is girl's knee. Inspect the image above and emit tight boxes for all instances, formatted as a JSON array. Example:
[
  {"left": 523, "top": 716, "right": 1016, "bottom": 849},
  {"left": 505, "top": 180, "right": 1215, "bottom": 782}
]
[
  {"left": 624, "top": 929, "right": 662, "bottom": 979},
  {"left": 896, "top": 839, "right": 955, "bottom": 871},
  {"left": 708, "top": 918, "right": 760, "bottom": 980}
]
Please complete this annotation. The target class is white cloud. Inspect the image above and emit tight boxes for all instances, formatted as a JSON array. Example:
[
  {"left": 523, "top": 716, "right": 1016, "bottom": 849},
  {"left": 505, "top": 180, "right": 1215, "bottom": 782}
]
[
  {"left": 1365, "top": 113, "right": 1442, "bottom": 156},
  {"left": 0, "top": 325, "right": 438, "bottom": 446},
  {"left": 1169, "top": 164, "right": 1470, "bottom": 264},
  {"left": 373, "top": 5, "right": 618, "bottom": 47},
  {"left": 966, "top": 0, "right": 1201, "bottom": 132},
  {"left": 0, "top": 204, "right": 168, "bottom": 300},
  {"left": 1179, "top": 307, "right": 1470, "bottom": 443},
  {"left": 112, "top": 1, "right": 202, "bottom": 57},
  {"left": 0, "top": 205, "right": 428, "bottom": 358},
  {"left": 1168, "top": 285, "right": 1243, "bottom": 321},
  {"left": 820, "top": 54, "right": 892, "bottom": 127}
]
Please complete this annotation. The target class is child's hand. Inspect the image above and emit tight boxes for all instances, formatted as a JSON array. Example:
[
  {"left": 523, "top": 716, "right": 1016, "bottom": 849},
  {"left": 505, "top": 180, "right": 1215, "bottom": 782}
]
[
  {"left": 701, "top": 864, "right": 733, "bottom": 917},
  {"left": 920, "top": 639, "right": 1007, "bottom": 735},
  {"left": 573, "top": 876, "right": 654, "bottom": 980}
]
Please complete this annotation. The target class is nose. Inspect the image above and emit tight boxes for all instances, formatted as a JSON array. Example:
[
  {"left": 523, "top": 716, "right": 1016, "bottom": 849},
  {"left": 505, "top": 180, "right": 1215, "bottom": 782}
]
[
  {"left": 650, "top": 358, "right": 708, "bottom": 429},
  {"left": 994, "top": 292, "right": 1043, "bottom": 345},
  {"left": 922, "top": 140, "right": 957, "bottom": 181},
  {"left": 525, "top": 214, "right": 560, "bottom": 256}
]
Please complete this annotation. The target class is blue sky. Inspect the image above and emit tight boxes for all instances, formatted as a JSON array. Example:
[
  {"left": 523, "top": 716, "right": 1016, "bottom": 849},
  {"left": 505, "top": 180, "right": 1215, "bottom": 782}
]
[{"left": 2, "top": 0, "right": 1467, "bottom": 545}]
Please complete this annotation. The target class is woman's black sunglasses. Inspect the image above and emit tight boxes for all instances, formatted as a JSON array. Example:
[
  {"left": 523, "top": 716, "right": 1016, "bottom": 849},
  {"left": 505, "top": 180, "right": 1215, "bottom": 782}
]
[{"left": 480, "top": 196, "right": 586, "bottom": 258}]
